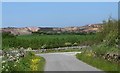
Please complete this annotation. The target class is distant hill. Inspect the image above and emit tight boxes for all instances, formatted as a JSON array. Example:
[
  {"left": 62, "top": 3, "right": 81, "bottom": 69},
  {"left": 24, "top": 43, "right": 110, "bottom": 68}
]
[{"left": 1, "top": 24, "right": 102, "bottom": 35}]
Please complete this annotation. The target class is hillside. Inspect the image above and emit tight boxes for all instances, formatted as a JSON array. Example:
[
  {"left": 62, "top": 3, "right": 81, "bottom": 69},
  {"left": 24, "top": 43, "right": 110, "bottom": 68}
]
[{"left": 1, "top": 24, "right": 102, "bottom": 35}]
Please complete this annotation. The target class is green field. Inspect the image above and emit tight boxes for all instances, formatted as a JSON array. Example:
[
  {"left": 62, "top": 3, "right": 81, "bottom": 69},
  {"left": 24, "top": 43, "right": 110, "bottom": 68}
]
[{"left": 2, "top": 34, "right": 98, "bottom": 50}]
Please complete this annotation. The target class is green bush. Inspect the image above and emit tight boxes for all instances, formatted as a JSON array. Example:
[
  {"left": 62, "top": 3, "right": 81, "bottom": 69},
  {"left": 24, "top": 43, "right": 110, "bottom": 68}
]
[{"left": 96, "top": 19, "right": 118, "bottom": 46}]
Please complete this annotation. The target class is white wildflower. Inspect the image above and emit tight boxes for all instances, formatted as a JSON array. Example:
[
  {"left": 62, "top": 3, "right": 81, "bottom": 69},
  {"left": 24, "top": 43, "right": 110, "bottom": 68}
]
[
  {"left": 20, "top": 47, "right": 24, "bottom": 50},
  {"left": 2, "top": 61, "right": 6, "bottom": 63},
  {"left": 16, "top": 60, "right": 19, "bottom": 63},
  {"left": 16, "top": 56, "right": 19, "bottom": 59},
  {"left": 7, "top": 54, "right": 10, "bottom": 56},
  {"left": 27, "top": 47, "right": 32, "bottom": 51},
  {"left": 2, "top": 66, "right": 5, "bottom": 69},
  {"left": 9, "top": 55, "right": 13, "bottom": 58},
  {"left": 6, "top": 69, "right": 8, "bottom": 71},
  {"left": 14, "top": 65, "right": 16, "bottom": 67},
  {"left": 16, "top": 53, "right": 20, "bottom": 57}
]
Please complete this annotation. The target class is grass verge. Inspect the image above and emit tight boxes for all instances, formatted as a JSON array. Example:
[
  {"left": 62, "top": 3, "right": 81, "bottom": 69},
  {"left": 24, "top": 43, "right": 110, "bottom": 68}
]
[
  {"left": 2, "top": 52, "right": 45, "bottom": 73},
  {"left": 15, "top": 52, "right": 45, "bottom": 71},
  {"left": 76, "top": 53, "right": 120, "bottom": 73}
]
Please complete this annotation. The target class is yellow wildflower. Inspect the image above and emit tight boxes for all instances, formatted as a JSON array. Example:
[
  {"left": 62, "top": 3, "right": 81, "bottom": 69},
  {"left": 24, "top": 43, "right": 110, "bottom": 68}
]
[
  {"left": 30, "top": 58, "right": 40, "bottom": 71},
  {"left": 31, "top": 58, "right": 40, "bottom": 64}
]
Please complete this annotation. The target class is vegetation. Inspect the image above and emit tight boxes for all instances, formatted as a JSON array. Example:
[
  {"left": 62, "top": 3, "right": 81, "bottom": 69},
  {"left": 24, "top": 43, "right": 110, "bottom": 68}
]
[
  {"left": 93, "top": 18, "right": 119, "bottom": 56},
  {"left": 2, "top": 18, "right": 119, "bottom": 72},
  {"left": 76, "top": 53, "right": 120, "bottom": 73},
  {"left": 2, "top": 51, "right": 45, "bottom": 72},
  {"left": 76, "top": 18, "right": 120, "bottom": 72},
  {"left": 96, "top": 18, "right": 118, "bottom": 46},
  {"left": 2, "top": 34, "right": 98, "bottom": 50},
  {"left": 14, "top": 52, "right": 45, "bottom": 71},
  {"left": 32, "top": 30, "right": 95, "bottom": 35}
]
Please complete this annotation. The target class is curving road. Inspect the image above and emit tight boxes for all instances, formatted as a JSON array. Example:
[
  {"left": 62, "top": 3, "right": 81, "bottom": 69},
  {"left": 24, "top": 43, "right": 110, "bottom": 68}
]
[{"left": 36, "top": 52, "right": 102, "bottom": 71}]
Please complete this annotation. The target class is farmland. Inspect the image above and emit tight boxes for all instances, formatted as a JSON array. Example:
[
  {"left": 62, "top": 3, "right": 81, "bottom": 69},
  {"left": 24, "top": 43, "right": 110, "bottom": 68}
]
[{"left": 2, "top": 34, "right": 98, "bottom": 50}]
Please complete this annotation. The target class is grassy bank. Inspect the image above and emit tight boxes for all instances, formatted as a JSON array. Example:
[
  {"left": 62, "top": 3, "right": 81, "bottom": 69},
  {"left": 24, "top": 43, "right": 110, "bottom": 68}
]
[
  {"left": 15, "top": 52, "right": 45, "bottom": 71},
  {"left": 2, "top": 52, "right": 45, "bottom": 72},
  {"left": 76, "top": 53, "right": 120, "bottom": 73}
]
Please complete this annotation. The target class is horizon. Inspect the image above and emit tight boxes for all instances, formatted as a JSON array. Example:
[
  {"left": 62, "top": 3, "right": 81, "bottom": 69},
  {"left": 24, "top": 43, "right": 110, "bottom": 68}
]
[
  {"left": 1, "top": 23, "right": 102, "bottom": 28},
  {"left": 2, "top": 2, "right": 118, "bottom": 28}
]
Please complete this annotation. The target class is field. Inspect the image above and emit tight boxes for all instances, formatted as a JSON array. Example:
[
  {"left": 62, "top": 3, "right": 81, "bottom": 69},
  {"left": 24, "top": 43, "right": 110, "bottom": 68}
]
[{"left": 2, "top": 34, "right": 98, "bottom": 50}]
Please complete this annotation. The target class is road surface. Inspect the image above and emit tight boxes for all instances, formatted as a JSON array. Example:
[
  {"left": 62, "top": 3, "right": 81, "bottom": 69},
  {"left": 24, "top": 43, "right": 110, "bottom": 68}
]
[{"left": 36, "top": 52, "right": 102, "bottom": 71}]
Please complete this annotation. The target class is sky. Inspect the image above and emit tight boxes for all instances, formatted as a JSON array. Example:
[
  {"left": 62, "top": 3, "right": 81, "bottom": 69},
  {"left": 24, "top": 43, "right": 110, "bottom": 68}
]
[
  {"left": 1, "top": 0, "right": 119, "bottom": 2},
  {"left": 2, "top": 2, "right": 118, "bottom": 27}
]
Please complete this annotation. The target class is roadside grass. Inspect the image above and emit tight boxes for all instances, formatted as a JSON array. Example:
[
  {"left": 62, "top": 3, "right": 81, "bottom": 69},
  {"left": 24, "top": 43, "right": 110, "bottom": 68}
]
[
  {"left": 15, "top": 52, "right": 45, "bottom": 71},
  {"left": 2, "top": 52, "right": 45, "bottom": 73},
  {"left": 76, "top": 53, "right": 120, "bottom": 73}
]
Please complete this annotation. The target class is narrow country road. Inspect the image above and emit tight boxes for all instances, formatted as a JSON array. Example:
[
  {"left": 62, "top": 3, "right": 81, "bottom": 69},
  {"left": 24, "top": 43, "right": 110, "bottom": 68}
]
[{"left": 36, "top": 52, "right": 102, "bottom": 71}]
